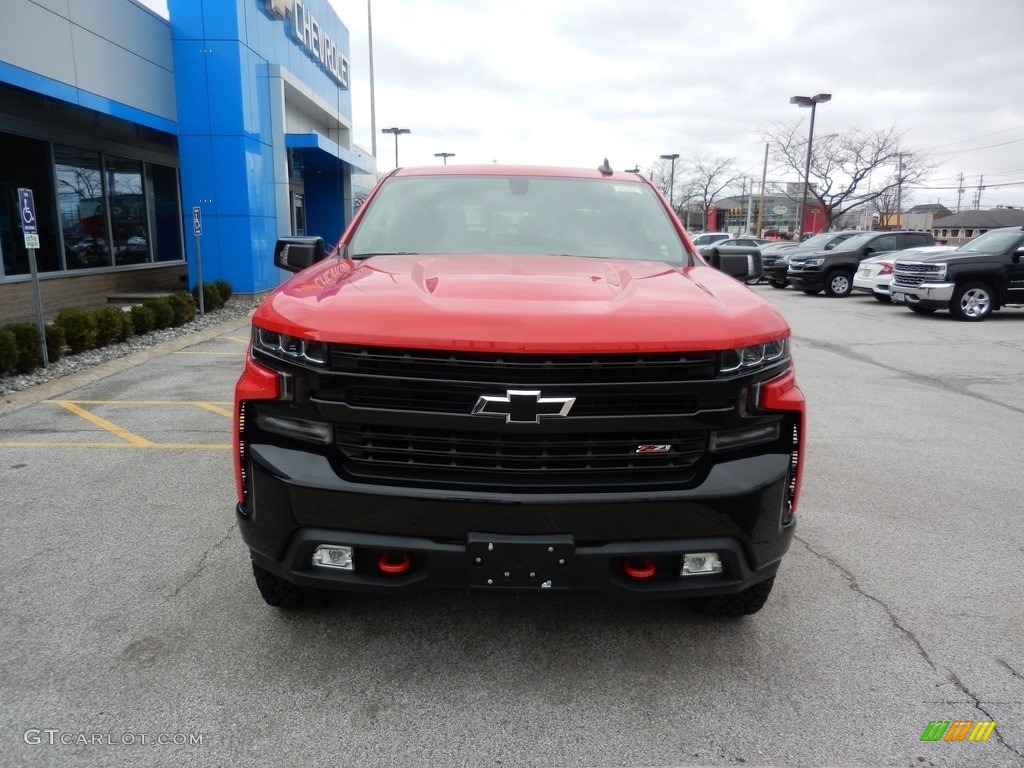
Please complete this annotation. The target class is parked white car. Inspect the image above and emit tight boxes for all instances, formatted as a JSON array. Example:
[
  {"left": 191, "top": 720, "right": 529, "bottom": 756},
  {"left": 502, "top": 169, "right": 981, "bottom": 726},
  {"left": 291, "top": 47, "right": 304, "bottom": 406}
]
[
  {"left": 853, "top": 245, "right": 957, "bottom": 302},
  {"left": 689, "top": 232, "right": 731, "bottom": 249}
]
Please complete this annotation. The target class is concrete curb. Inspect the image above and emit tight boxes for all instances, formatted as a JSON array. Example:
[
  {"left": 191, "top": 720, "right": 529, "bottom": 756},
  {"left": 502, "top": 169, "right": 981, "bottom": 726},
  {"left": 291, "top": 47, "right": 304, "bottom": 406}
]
[{"left": 0, "top": 313, "right": 254, "bottom": 417}]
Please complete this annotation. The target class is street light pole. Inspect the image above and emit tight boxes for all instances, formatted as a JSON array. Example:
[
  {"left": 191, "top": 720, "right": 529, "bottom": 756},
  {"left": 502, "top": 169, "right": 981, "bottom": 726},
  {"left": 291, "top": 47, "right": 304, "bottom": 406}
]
[
  {"left": 434, "top": 152, "right": 455, "bottom": 165},
  {"left": 789, "top": 93, "right": 831, "bottom": 238},
  {"left": 381, "top": 127, "right": 410, "bottom": 168},
  {"left": 660, "top": 153, "right": 680, "bottom": 211}
]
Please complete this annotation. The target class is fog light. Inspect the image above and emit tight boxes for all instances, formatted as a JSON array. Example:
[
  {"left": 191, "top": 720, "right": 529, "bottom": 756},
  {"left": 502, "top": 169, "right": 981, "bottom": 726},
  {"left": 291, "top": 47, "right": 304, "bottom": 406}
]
[
  {"left": 681, "top": 552, "right": 722, "bottom": 576},
  {"left": 710, "top": 423, "right": 780, "bottom": 452},
  {"left": 312, "top": 545, "right": 354, "bottom": 570},
  {"left": 257, "top": 413, "right": 332, "bottom": 444}
]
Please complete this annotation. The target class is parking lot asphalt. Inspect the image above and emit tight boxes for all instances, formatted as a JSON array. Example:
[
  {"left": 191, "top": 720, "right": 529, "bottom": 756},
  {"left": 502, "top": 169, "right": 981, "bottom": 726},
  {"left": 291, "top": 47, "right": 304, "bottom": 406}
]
[{"left": 1, "top": 289, "right": 1022, "bottom": 768}]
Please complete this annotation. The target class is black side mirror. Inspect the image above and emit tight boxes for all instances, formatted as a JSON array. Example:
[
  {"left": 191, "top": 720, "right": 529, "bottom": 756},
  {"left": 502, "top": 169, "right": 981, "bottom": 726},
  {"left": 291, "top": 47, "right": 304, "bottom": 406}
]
[
  {"left": 714, "top": 251, "right": 762, "bottom": 282},
  {"left": 274, "top": 237, "right": 327, "bottom": 273}
]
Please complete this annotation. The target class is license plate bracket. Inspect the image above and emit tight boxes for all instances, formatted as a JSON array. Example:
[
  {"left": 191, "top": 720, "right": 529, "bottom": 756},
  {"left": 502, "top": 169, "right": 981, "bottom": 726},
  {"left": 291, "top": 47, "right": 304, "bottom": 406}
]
[
  {"left": 891, "top": 291, "right": 905, "bottom": 302},
  {"left": 466, "top": 533, "right": 574, "bottom": 589}
]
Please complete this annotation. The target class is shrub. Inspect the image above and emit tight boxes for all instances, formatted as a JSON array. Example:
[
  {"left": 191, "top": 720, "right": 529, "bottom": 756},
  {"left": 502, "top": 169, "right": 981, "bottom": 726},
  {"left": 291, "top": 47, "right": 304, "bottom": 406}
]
[
  {"left": 167, "top": 291, "right": 197, "bottom": 326},
  {"left": 54, "top": 308, "right": 98, "bottom": 354},
  {"left": 0, "top": 328, "right": 17, "bottom": 374},
  {"left": 213, "top": 279, "right": 233, "bottom": 303},
  {"left": 4, "top": 323, "right": 42, "bottom": 373},
  {"left": 44, "top": 324, "right": 66, "bottom": 362},
  {"left": 93, "top": 307, "right": 126, "bottom": 347},
  {"left": 144, "top": 297, "right": 175, "bottom": 330},
  {"left": 129, "top": 304, "right": 155, "bottom": 335},
  {"left": 119, "top": 311, "right": 135, "bottom": 341},
  {"left": 192, "top": 282, "right": 224, "bottom": 312}
]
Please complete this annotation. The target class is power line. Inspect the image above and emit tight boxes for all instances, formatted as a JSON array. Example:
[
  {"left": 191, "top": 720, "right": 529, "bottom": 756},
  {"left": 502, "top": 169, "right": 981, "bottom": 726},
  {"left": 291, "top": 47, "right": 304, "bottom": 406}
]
[{"left": 917, "top": 124, "right": 1024, "bottom": 152}]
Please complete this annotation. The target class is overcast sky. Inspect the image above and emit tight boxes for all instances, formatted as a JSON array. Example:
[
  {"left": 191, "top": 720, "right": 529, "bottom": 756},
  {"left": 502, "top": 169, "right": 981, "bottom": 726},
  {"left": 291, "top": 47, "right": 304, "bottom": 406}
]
[{"left": 141, "top": 0, "right": 1024, "bottom": 210}]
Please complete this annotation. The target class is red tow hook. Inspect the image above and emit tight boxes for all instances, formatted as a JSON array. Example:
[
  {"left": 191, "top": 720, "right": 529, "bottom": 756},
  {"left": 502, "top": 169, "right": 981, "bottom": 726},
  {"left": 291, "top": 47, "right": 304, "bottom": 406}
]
[
  {"left": 623, "top": 557, "right": 656, "bottom": 579},
  {"left": 378, "top": 552, "right": 413, "bottom": 574}
]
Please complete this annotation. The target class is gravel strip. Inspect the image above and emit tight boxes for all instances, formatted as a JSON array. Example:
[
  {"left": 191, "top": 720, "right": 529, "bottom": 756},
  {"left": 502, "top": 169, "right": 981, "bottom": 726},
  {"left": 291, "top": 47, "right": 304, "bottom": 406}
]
[{"left": 0, "top": 298, "right": 260, "bottom": 397}]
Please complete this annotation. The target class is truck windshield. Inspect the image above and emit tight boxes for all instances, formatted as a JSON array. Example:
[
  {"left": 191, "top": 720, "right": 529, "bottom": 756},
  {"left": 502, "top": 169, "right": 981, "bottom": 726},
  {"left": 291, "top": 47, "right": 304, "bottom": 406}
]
[
  {"left": 956, "top": 230, "right": 1024, "bottom": 254},
  {"left": 349, "top": 175, "right": 688, "bottom": 265}
]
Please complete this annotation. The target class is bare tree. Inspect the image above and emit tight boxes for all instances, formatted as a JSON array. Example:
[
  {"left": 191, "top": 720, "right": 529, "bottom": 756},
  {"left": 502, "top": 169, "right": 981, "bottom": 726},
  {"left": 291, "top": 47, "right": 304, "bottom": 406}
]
[
  {"left": 761, "top": 121, "right": 933, "bottom": 229},
  {"left": 680, "top": 154, "right": 745, "bottom": 230}
]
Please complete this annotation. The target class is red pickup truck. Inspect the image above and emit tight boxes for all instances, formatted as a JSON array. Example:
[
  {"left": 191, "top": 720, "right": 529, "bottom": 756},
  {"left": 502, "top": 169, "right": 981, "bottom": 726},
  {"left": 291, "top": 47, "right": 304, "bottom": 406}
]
[{"left": 233, "top": 164, "right": 806, "bottom": 615}]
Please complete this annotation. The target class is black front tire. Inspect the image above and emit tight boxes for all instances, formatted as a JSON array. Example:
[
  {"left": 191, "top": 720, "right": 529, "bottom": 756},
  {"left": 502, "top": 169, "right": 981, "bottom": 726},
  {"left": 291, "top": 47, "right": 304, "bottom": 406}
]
[
  {"left": 769, "top": 280, "right": 789, "bottom": 289},
  {"left": 823, "top": 270, "right": 854, "bottom": 297},
  {"left": 691, "top": 578, "right": 775, "bottom": 616},
  {"left": 907, "top": 305, "right": 936, "bottom": 314},
  {"left": 950, "top": 282, "right": 994, "bottom": 322},
  {"left": 252, "top": 561, "right": 332, "bottom": 609},
  {"left": 873, "top": 294, "right": 891, "bottom": 303},
  {"left": 801, "top": 289, "right": 820, "bottom": 295}
]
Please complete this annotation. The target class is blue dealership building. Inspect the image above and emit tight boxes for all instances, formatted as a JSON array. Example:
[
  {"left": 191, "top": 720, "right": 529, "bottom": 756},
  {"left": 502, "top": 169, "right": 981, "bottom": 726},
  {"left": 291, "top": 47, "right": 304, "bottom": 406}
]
[{"left": 0, "top": 0, "right": 374, "bottom": 323}]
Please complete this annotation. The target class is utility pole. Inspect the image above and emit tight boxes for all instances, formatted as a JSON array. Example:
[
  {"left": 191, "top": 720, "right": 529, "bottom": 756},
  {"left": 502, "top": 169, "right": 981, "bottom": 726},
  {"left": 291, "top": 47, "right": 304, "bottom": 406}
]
[
  {"left": 895, "top": 154, "right": 904, "bottom": 229},
  {"left": 756, "top": 142, "right": 768, "bottom": 237},
  {"left": 745, "top": 176, "right": 754, "bottom": 235},
  {"left": 956, "top": 173, "right": 965, "bottom": 213},
  {"left": 367, "top": 0, "right": 377, "bottom": 160},
  {"left": 975, "top": 175, "right": 985, "bottom": 210}
]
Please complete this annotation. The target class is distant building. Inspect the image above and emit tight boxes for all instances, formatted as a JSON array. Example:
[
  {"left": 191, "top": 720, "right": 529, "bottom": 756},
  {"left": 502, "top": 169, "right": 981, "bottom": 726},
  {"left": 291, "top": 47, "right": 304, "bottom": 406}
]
[
  {"left": 708, "top": 192, "right": 826, "bottom": 237},
  {"left": 903, "top": 203, "right": 953, "bottom": 232},
  {"left": 0, "top": 0, "right": 374, "bottom": 324},
  {"left": 929, "top": 209, "right": 1024, "bottom": 244}
]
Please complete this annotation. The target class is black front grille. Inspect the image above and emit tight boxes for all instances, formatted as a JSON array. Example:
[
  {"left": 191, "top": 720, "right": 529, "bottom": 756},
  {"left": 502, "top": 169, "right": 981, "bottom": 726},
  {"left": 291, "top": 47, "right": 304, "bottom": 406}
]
[
  {"left": 319, "top": 380, "right": 733, "bottom": 417},
  {"left": 335, "top": 424, "right": 706, "bottom": 490},
  {"left": 253, "top": 345, "right": 787, "bottom": 492},
  {"left": 328, "top": 345, "right": 719, "bottom": 384}
]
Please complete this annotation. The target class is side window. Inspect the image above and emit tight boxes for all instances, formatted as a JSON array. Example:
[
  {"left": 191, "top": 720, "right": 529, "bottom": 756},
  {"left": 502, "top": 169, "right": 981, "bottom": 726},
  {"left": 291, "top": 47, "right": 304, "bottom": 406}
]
[
  {"left": 872, "top": 235, "right": 897, "bottom": 253},
  {"left": 905, "top": 233, "right": 930, "bottom": 248}
]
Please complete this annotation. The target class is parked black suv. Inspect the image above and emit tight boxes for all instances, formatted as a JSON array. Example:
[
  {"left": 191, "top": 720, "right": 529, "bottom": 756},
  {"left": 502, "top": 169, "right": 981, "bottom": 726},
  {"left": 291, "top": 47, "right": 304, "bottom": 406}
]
[
  {"left": 787, "top": 231, "right": 935, "bottom": 297},
  {"left": 765, "top": 231, "right": 868, "bottom": 288},
  {"left": 889, "top": 226, "right": 1024, "bottom": 321}
]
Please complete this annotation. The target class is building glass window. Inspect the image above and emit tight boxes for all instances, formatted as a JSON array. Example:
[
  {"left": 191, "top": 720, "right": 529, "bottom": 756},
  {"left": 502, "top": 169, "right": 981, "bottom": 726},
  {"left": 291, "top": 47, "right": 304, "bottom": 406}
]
[
  {"left": 55, "top": 145, "right": 111, "bottom": 270},
  {"left": 147, "top": 163, "right": 183, "bottom": 262},
  {"left": 1, "top": 133, "right": 61, "bottom": 276},
  {"left": 106, "top": 155, "right": 149, "bottom": 265}
]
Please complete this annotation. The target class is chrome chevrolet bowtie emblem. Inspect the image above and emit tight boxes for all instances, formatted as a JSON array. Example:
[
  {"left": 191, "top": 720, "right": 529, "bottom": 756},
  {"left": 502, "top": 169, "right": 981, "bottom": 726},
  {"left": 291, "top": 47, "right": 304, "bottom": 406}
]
[{"left": 472, "top": 390, "right": 576, "bottom": 423}]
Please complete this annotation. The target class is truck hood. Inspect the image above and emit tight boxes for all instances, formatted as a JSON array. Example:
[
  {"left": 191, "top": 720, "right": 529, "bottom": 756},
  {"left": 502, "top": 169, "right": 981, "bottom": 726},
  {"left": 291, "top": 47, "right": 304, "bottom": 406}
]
[
  {"left": 900, "top": 251, "right": 996, "bottom": 265},
  {"left": 255, "top": 253, "right": 790, "bottom": 352}
]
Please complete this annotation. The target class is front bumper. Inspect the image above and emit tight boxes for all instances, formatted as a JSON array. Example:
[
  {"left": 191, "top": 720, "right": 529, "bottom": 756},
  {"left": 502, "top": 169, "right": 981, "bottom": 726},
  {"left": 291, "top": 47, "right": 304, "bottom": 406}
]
[
  {"left": 239, "top": 444, "right": 796, "bottom": 598},
  {"left": 786, "top": 269, "right": 824, "bottom": 290},
  {"left": 852, "top": 278, "right": 889, "bottom": 296},
  {"left": 889, "top": 281, "right": 955, "bottom": 306}
]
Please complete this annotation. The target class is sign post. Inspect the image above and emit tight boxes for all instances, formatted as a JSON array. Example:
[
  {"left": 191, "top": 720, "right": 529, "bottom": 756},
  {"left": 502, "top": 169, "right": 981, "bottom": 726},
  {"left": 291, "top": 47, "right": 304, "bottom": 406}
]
[
  {"left": 18, "top": 187, "right": 48, "bottom": 367},
  {"left": 192, "top": 206, "right": 204, "bottom": 316}
]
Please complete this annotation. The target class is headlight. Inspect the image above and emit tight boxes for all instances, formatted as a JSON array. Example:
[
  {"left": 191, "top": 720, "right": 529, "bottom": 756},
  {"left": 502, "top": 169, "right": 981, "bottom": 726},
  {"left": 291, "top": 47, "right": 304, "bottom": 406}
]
[
  {"left": 720, "top": 337, "right": 790, "bottom": 373},
  {"left": 803, "top": 257, "right": 824, "bottom": 267},
  {"left": 931, "top": 263, "right": 948, "bottom": 279},
  {"left": 253, "top": 326, "right": 327, "bottom": 366}
]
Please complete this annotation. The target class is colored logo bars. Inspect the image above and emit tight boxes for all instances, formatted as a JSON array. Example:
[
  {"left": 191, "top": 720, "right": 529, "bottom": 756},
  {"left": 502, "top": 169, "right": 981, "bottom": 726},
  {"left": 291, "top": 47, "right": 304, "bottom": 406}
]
[{"left": 920, "top": 720, "right": 997, "bottom": 742}]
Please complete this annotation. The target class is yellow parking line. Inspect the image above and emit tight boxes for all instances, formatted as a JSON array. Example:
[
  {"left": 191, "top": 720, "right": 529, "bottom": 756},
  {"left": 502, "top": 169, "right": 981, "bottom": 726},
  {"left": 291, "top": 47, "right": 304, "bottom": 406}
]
[
  {"left": 195, "top": 402, "right": 233, "bottom": 418},
  {"left": 0, "top": 442, "right": 229, "bottom": 449},
  {"left": 173, "top": 351, "right": 243, "bottom": 355},
  {"left": 223, "top": 336, "right": 250, "bottom": 343},
  {"left": 52, "top": 400, "right": 155, "bottom": 446},
  {"left": 43, "top": 400, "right": 232, "bottom": 405}
]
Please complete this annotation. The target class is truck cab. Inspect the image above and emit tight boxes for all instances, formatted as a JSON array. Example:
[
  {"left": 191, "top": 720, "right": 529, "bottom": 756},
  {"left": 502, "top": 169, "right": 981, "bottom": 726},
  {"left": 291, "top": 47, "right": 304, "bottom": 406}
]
[{"left": 787, "top": 231, "right": 935, "bottom": 297}]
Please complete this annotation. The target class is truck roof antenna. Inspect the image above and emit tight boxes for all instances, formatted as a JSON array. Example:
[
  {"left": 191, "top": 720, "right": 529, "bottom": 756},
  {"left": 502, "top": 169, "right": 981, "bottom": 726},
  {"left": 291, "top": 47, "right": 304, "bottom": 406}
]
[{"left": 598, "top": 158, "right": 613, "bottom": 176}]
